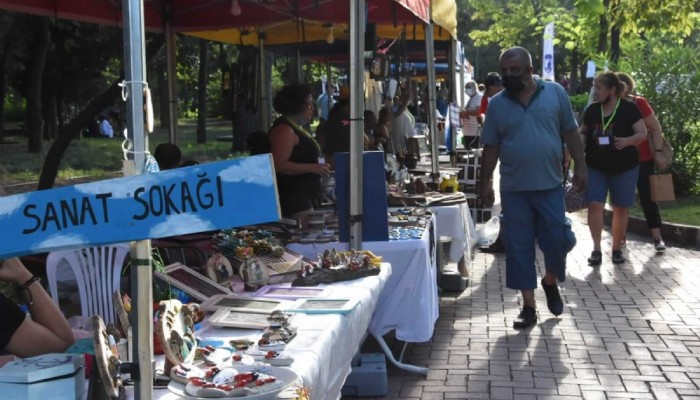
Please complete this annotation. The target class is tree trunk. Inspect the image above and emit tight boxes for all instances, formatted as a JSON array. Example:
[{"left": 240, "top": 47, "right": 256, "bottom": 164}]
[
  {"left": 196, "top": 39, "right": 208, "bottom": 144},
  {"left": 570, "top": 49, "right": 580, "bottom": 94},
  {"left": 609, "top": 0, "right": 621, "bottom": 64},
  {"left": 37, "top": 36, "right": 164, "bottom": 190},
  {"left": 157, "top": 61, "right": 169, "bottom": 129},
  {"left": 0, "top": 15, "right": 20, "bottom": 141},
  {"left": 43, "top": 94, "right": 58, "bottom": 140},
  {"left": 26, "top": 17, "right": 50, "bottom": 153},
  {"left": 597, "top": 0, "right": 610, "bottom": 53}
]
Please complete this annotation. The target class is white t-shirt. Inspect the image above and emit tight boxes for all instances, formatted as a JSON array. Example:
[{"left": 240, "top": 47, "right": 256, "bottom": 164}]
[
  {"left": 389, "top": 109, "right": 415, "bottom": 155},
  {"left": 462, "top": 92, "right": 483, "bottom": 137}
]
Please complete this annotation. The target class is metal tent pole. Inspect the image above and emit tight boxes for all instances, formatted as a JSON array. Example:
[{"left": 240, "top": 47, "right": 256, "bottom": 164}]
[
  {"left": 448, "top": 37, "right": 457, "bottom": 166},
  {"left": 425, "top": 24, "right": 439, "bottom": 178},
  {"left": 259, "top": 35, "right": 269, "bottom": 130},
  {"left": 297, "top": 48, "right": 303, "bottom": 83},
  {"left": 121, "top": 1, "right": 153, "bottom": 399},
  {"left": 349, "top": 0, "right": 364, "bottom": 250},
  {"left": 165, "top": 21, "right": 179, "bottom": 145}
]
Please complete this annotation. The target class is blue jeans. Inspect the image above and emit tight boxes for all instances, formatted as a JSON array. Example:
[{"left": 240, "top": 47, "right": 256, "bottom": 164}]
[{"left": 501, "top": 186, "right": 576, "bottom": 290}]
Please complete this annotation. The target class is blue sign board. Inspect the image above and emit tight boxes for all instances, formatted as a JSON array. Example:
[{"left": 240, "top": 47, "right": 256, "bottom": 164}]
[{"left": 0, "top": 155, "right": 280, "bottom": 258}]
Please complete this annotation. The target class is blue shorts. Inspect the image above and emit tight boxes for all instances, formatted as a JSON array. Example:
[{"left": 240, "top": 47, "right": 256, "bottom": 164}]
[
  {"left": 586, "top": 166, "right": 639, "bottom": 207},
  {"left": 500, "top": 186, "right": 577, "bottom": 290}
]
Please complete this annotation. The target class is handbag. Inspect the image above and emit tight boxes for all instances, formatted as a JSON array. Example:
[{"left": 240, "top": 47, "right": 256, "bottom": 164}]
[
  {"left": 648, "top": 135, "right": 673, "bottom": 168},
  {"left": 649, "top": 173, "right": 675, "bottom": 202}
]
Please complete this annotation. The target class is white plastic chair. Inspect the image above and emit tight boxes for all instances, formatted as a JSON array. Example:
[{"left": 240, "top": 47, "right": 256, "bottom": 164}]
[{"left": 46, "top": 244, "right": 130, "bottom": 327}]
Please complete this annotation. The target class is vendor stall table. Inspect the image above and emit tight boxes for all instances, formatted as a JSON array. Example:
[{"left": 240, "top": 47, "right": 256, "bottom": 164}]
[
  {"left": 125, "top": 263, "right": 391, "bottom": 400},
  {"left": 287, "top": 216, "right": 437, "bottom": 374}
]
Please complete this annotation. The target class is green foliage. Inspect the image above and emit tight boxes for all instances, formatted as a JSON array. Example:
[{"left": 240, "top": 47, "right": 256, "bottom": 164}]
[
  {"left": 568, "top": 93, "right": 589, "bottom": 112},
  {"left": 2, "top": 92, "right": 25, "bottom": 122},
  {"left": 629, "top": 194, "right": 700, "bottom": 226},
  {"left": 619, "top": 34, "right": 700, "bottom": 193},
  {"left": 0, "top": 119, "right": 236, "bottom": 186}
]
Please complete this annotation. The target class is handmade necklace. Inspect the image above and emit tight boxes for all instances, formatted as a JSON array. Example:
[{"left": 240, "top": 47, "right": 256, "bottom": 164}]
[{"left": 600, "top": 98, "right": 621, "bottom": 132}]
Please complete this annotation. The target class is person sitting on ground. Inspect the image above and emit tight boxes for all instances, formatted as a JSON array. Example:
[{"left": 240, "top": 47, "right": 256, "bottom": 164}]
[
  {"left": 154, "top": 143, "right": 183, "bottom": 170},
  {"left": 0, "top": 257, "right": 75, "bottom": 359}
]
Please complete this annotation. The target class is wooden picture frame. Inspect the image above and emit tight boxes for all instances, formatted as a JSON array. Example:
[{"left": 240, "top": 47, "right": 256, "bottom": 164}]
[
  {"left": 253, "top": 285, "right": 327, "bottom": 300},
  {"left": 199, "top": 294, "right": 283, "bottom": 313},
  {"left": 207, "top": 308, "right": 272, "bottom": 329},
  {"left": 154, "top": 263, "right": 233, "bottom": 302},
  {"left": 286, "top": 298, "right": 359, "bottom": 315}
]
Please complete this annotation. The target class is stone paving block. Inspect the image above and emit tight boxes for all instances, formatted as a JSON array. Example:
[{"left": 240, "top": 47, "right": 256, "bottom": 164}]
[{"left": 650, "top": 387, "right": 680, "bottom": 399}]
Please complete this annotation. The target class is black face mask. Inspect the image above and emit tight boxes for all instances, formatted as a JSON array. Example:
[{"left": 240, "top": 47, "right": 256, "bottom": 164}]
[{"left": 503, "top": 74, "right": 526, "bottom": 93}]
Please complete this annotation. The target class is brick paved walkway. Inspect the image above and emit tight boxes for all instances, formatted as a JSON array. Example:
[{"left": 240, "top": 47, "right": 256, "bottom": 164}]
[{"left": 355, "top": 214, "right": 700, "bottom": 399}]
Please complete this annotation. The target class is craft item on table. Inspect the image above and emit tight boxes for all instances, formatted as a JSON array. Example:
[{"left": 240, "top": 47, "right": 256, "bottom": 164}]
[
  {"left": 90, "top": 316, "right": 124, "bottom": 399},
  {"left": 204, "top": 253, "right": 234, "bottom": 284},
  {"left": 154, "top": 300, "right": 198, "bottom": 367},
  {"left": 291, "top": 248, "right": 380, "bottom": 287},
  {"left": 200, "top": 294, "right": 282, "bottom": 313},
  {"left": 257, "top": 336, "right": 286, "bottom": 352},
  {"left": 243, "top": 348, "right": 269, "bottom": 361},
  {"left": 112, "top": 290, "right": 131, "bottom": 337},
  {"left": 168, "top": 365, "right": 299, "bottom": 399},
  {"left": 253, "top": 285, "right": 327, "bottom": 300},
  {"left": 170, "top": 363, "right": 205, "bottom": 385},
  {"left": 212, "top": 229, "right": 280, "bottom": 259},
  {"left": 389, "top": 226, "right": 426, "bottom": 241},
  {"left": 0, "top": 353, "right": 86, "bottom": 400},
  {"left": 231, "top": 354, "right": 256, "bottom": 365},
  {"left": 229, "top": 339, "right": 255, "bottom": 351},
  {"left": 200, "top": 346, "right": 234, "bottom": 366},
  {"left": 414, "top": 178, "right": 428, "bottom": 194},
  {"left": 208, "top": 309, "right": 272, "bottom": 329},
  {"left": 263, "top": 351, "right": 294, "bottom": 366},
  {"left": 286, "top": 298, "right": 360, "bottom": 315},
  {"left": 239, "top": 256, "right": 269, "bottom": 291},
  {"left": 388, "top": 190, "right": 466, "bottom": 206},
  {"left": 154, "top": 262, "right": 233, "bottom": 302}
]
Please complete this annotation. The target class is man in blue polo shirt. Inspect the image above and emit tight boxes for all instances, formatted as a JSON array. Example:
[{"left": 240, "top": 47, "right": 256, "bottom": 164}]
[{"left": 479, "top": 47, "right": 587, "bottom": 329}]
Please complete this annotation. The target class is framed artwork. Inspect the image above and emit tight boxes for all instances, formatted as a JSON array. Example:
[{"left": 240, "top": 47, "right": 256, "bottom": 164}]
[
  {"left": 286, "top": 298, "right": 359, "bottom": 315},
  {"left": 154, "top": 263, "right": 233, "bottom": 302},
  {"left": 200, "top": 294, "right": 283, "bottom": 313},
  {"left": 253, "top": 285, "right": 327, "bottom": 300},
  {"left": 207, "top": 309, "right": 271, "bottom": 329}
]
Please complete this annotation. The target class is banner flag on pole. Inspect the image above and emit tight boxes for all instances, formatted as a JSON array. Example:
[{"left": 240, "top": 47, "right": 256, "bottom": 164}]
[{"left": 542, "top": 22, "right": 555, "bottom": 81}]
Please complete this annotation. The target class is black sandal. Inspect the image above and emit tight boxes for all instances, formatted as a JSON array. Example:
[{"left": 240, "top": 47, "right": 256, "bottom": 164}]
[
  {"left": 588, "top": 250, "right": 602, "bottom": 266},
  {"left": 612, "top": 250, "right": 625, "bottom": 264}
]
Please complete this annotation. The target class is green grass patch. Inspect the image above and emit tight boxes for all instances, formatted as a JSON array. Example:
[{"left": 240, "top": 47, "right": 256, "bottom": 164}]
[
  {"left": 0, "top": 118, "right": 244, "bottom": 187},
  {"left": 629, "top": 194, "right": 700, "bottom": 226}
]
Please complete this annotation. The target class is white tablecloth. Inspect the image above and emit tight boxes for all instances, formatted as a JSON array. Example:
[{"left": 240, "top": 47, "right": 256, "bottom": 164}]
[
  {"left": 288, "top": 217, "right": 438, "bottom": 343},
  {"left": 428, "top": 202, "right": 478, "bottom": 262},
  {"left": 131, "top": 264, "right": 391, "bottom": 400}
]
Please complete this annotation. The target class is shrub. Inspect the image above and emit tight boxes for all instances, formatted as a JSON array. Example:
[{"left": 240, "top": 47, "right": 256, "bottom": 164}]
[{"left": 619, "top": 36, "right": 700, "bottom": 194}]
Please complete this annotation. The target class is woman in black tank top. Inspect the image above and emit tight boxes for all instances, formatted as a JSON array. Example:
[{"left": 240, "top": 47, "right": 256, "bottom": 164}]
[{"left": 268, "top": 84, "right": 331, "bottom": 217}]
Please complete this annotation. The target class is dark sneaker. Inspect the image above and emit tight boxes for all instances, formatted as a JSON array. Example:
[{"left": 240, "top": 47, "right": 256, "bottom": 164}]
[
  {"left": 541, "top": 278, "right": 563, "bottom": 316},
  {"left": 612, "top": 250, "right": 625, "bottom": 264},
  {"left": 587, "top": 250, "right": 602, "bottom": 266},
  {"left": 654, "top": 237, "right": 666, "bottom": 253},
  {"left": 513, "top": 306, "right": 537, "bottom": 329}
]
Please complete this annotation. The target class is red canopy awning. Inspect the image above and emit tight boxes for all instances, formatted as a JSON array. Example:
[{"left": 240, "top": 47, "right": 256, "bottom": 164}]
[{"left": 0, "top": 0, "right": 430, "bottom": 32}]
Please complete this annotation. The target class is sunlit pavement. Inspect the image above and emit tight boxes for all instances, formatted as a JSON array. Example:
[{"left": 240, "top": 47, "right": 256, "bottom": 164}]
[{"left": 355, "top": 212, "right": 700, "bottom": 399}]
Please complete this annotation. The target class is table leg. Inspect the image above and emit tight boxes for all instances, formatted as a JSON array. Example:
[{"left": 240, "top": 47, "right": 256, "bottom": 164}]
[
  {"left": 458, "top": 252, "right": 469, "bottom": 278},
  {"left": 371, "top": 333, "right": 428, "bottom": 375}
]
